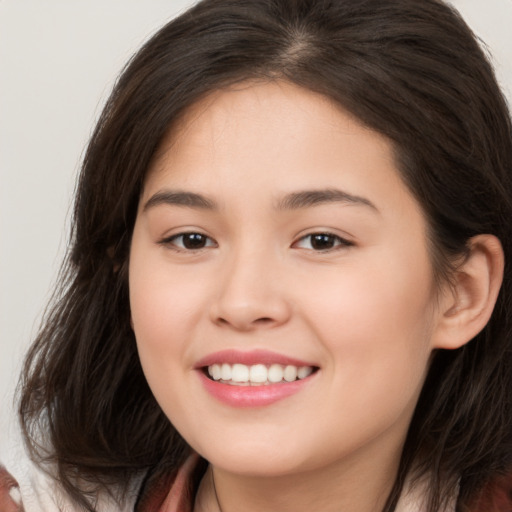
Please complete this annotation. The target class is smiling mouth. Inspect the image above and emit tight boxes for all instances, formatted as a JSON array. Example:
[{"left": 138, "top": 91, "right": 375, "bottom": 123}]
[{"left": 205, "top": 363, "right": 318, "bottom": 386}]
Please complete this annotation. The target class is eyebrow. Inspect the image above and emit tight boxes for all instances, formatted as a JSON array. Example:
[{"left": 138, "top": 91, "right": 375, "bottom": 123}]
[
  {"left": 143, "top": 187, "right": 378, "bottom": 213},
  {"left": 276, "top": 188, "right": 378, "bottom": 212},
  {"left": 143, "top": 191, "right": 218, "bottom": 211}
]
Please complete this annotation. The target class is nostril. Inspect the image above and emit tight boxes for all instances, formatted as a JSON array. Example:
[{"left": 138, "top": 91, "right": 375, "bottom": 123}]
[
  {"left": 254, "top": 317, "right": 273, "bottom": 324},
  {"left": 215, "top": 316, "right": 275, "bottom": 328}
]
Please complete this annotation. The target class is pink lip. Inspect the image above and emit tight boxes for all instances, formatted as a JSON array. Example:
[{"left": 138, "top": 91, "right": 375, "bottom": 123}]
[
  {"left": 198, "top": 371, "right": 317, "bottom": 408},
  {"left": 195, "top": 349, "right": 318, "bottom": 408},
  {"left": 194, "top": 349, "right": 315, "bottom": 368}
]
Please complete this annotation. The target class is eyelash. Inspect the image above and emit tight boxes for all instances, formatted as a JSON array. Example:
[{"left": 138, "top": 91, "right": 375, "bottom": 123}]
[
  {"left": 293, "top": 233, "right": 354, "bottom": 251},
  {"left": 159, "top": 232, "right": 217, "bottom": 252},
  {"left": 159, "top": 231, "right": 353, "bottom": 253}
]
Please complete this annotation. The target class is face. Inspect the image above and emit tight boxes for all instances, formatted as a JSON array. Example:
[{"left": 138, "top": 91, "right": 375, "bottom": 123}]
[{"left": 129, "top": 81, "right": 445, "bottom": 479}]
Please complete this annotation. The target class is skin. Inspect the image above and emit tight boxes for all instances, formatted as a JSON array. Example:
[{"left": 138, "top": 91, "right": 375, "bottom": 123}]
[{"left": 129, "top": 81, "right": 500, "bottom": 512}]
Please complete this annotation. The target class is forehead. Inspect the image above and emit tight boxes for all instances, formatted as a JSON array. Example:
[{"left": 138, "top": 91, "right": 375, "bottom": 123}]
[{"left": 144, "top": 80, "right": 399, "bottom": 194}]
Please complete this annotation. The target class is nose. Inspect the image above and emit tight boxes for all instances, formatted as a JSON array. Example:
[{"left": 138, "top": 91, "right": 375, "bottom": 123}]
[{"left": 209, "top": 248, "right": 292, "bottom": 331}]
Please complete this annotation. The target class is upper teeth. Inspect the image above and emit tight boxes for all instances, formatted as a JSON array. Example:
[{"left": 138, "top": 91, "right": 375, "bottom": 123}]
[{"left": 207, "top": 363, "right": 313, "bottom": 385}]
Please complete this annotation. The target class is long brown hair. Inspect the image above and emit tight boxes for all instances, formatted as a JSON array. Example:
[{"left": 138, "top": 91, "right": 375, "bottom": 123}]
[{"left": 19, "top": 0, "right": 512, "bottom": 510}]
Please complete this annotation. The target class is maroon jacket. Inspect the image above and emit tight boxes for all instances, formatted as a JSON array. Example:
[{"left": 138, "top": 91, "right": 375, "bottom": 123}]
[{"left": 2, "top": 460, "right": 512, "bottom": 511}]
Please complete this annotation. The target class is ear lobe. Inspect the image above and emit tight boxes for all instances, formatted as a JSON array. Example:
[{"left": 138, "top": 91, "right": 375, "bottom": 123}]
[{"left": 432, "top": 234, "right": 504, "bottom": 350}]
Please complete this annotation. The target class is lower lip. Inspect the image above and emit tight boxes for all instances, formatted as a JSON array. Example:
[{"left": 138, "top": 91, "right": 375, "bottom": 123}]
[{"left": 198, "top": 371, "right": 316, "bottom": 408}]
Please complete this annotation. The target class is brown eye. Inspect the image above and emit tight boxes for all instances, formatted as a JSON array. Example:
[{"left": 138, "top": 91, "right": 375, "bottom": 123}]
[
  {"left": 294, "top": 233, "right": 353, "bottom": 251},
  {"left": 310, "top": 234, "right": 337, "bottom": 250},
  {"left": 163, "top": 232, "right": 216, "bottom": 250},
  {"left": 181, "top": 233, "right": 208, "bottom": 249}
]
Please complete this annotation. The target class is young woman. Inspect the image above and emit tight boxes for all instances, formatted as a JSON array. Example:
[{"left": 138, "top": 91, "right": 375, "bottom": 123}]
[{"left": 2, "top": 0, "right": 512, "bottom": 510}]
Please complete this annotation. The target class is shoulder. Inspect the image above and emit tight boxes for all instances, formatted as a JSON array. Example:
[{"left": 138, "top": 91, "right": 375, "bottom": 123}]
[
  {"left": 2, "top": 458, "right": 139, "bottom": 512},
  {"left": 0, "top": 465, "right": 23, "bottom": 512}
]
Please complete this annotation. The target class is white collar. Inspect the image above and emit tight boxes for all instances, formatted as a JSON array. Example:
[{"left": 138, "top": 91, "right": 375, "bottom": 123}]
[{"left": 395, "top": 474, "right": 457, "bottom": 512}]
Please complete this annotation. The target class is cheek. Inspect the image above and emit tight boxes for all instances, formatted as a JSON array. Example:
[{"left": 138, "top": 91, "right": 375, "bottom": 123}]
[
  {"left": 300, "top": 250, "right": 436, "bottom": 386},
  {"left": 129, "top": 238, "right": 210, "bottom": 337},
  {"left": 301, "top": 263, "right": 435, "bottom": 446},
  {"left": 128, "top": 241, "right": 208, "bottom": 388},
  {"left": 128, "top": 258, "right": 207, "bottom": 427}
]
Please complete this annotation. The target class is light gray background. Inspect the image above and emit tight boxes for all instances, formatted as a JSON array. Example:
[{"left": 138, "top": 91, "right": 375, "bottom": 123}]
[{"left": 1, "top": 0, "right": 511, "bottom": 459}]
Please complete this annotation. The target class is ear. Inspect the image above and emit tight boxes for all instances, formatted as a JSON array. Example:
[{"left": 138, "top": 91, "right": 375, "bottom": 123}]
[{"left": 432, "top": 234, "right": 504, "bottom": 350}]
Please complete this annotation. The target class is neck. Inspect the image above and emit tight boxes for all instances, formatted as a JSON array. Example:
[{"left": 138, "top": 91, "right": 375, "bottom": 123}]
[{"left": 194, "top": 442, "right": 401, "bottom": 512}]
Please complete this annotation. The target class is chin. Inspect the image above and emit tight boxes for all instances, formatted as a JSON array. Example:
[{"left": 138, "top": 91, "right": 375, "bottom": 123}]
[{"left": 191, "top": 434, "right": 318, "bottom": 477}]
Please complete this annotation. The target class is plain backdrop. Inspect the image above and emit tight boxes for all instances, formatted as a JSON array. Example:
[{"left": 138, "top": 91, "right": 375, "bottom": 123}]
[{"left": 1, "top": 0, "right": 511, "bottom": 459}]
